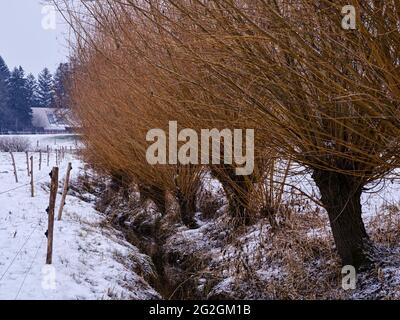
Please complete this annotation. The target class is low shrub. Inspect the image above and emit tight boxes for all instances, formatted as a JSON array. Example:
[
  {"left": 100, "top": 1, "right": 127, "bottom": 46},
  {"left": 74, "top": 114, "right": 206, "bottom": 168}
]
[{"left": 0, "top": 136, "right": 31, "bottom": 152}]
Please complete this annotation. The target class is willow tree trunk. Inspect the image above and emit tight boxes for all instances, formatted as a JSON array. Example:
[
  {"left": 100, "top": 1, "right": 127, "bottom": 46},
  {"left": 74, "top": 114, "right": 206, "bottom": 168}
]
[
  {"left": 312, "top": 170, "right": 374, "bottom": 269},
  {"left": 176, "top": 189, "right": 198, "bottom": 229},
  {"left": 110, "top": 171, "right": 131, "bottom": 200},
  {"left": 211, "top": 165, "right": 253, "bottom": 225},
  {"left": 139, "top": 184, "right": 167, "bottom": 216}
]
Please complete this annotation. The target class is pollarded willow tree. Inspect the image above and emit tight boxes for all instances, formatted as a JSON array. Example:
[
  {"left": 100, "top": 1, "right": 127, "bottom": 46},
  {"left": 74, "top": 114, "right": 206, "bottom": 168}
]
[
  {"left": 157, "top": 0, "right": 400, "bottom": 268},
  {"left": 57, "top": 0, "right": 400, "bottom": 268},
  {"left": 56, "top": 0, "right": 280, "bottom": 227},
  {"left": 56, "top": 1, "right": 222, "bottom": 229}
]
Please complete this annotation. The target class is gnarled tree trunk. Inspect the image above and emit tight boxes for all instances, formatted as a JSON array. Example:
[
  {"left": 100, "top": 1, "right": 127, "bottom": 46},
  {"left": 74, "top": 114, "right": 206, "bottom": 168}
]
[
  {"left": 110, "top": 170, "right": 131, "bottom": 200},
  {"left": 138, "top": 184, "right": 167, "bottom": 216},
  {"left": 211, "top": 165, "right": 253, "bottom": 225},
  {"left": 176, "top": 188, "right": 198, "bottom": 229},
  {"left": 312, "top": 170, "right": 374, "bottom": 269}
]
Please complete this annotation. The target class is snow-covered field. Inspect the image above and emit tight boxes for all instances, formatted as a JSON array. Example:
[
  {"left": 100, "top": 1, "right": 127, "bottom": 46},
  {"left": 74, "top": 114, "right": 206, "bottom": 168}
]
[
  {"left": 0, "top": 134, "right": 158, "bottom": 300},
  {"left": 2, "top": 133, "right": 81, "bottom": 150}
]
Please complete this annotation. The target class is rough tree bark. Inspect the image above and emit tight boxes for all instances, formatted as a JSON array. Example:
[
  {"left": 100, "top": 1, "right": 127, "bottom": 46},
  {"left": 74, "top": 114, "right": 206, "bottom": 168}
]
[
  {"left": 312, "top": 169, "right": 374, "bottom": 269},
  {"left": 138, "top": 184, "right": 167, "bottom": 216},
  {"left": 110, "top": 171, "right": 131, "bottom": 200},
  {"left": 176, "top": 188, "right": 198, "bottom": 229},
  {"left": 211, "top": 165, "right": 253, "bottom": 225}
]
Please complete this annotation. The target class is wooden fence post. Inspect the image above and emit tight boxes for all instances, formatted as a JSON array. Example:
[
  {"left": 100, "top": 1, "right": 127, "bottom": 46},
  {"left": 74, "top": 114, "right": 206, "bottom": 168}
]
[
  {"left": 58, "top": 162, "right": 72, "bottom": 221},
  {"left": 46, "top": 167, "right": 59, "bottom": 265},
  {"left": 25, "top": 151, "right": 30, "bottom": 176},
  {"left": 47, "top": 145, "right": 50, "bottom": 167},
  {"left": 39, "top": 150, "right": 42, "bottom": 171},
  {"left": 10, "top": 152, "right": 18, "bottom": 183},
  {"left": 30, "top": 156, "right": 34, "bottom": 197}
]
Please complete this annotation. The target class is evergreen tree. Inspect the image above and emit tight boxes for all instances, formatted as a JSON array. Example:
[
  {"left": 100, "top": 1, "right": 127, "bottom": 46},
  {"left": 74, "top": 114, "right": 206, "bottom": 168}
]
[
  {"left": 8, "top": 67, "right": 32, "bottom": 131},
  {"left": 37, "top": 68, "right": 54, "bottom": 108},
  {"left": 26, "top": 74, "right": 40, "bottom": 109},
  {"left": 53, "top": 62, "right": 70, "bottom": 109},
  {"left": 0, "top": 56, "right": 10, "bottom": 131}
]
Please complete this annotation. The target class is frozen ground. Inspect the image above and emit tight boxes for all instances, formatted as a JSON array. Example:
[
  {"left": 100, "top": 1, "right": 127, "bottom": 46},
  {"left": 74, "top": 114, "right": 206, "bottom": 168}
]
[
  {"left": 0, "top": 134, "right": 159, "bottom": 300},
  {"left": 2, "top": 134, "right": 400, "bottom": 300}
]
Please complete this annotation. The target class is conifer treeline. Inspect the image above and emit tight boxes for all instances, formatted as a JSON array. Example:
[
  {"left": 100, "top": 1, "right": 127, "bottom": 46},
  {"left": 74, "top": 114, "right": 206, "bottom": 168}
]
[{"left": 0, "top": 56, "right": 70, "bottom": 132}]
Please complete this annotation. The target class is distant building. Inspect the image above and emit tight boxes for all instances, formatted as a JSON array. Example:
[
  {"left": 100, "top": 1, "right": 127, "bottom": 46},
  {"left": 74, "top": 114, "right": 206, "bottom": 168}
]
[{"left": 31, "top": 108, "right": 75, "bottom": 133}]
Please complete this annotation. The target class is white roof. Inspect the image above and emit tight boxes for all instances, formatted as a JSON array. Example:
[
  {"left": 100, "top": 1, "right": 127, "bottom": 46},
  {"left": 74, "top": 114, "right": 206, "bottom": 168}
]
[{"left": 31, "top": 108, "right": 70, "bottom": 131}]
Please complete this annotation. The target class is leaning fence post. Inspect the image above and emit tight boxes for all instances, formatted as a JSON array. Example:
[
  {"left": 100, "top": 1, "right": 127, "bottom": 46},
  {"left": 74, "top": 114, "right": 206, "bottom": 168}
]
[
  {"left": 10, "top": 152, "right": 18, "bottom": 183},
  {"left": 58, "top": 162, "right": 72, "bottom": 221},
  {"left": 46, "top": 167, "right": 59, "bottom": 265},
  {"left": 30, "top": 156, "right": 34, "bottom": 197}
]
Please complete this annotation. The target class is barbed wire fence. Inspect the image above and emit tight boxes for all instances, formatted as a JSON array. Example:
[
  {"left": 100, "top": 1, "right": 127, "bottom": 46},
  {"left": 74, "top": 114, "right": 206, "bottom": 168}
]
[{"left": 0, "top": 146, "right": 75, "bottom": 299}]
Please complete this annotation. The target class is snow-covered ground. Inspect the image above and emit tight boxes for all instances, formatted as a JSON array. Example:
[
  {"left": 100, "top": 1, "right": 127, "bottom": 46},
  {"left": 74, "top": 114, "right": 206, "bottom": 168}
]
[
  {"left": 0, "top": 134, "right": 159, "bottom": 300},
  {"left": 2, "top": 134, "right": 400, "bottom": 300}
]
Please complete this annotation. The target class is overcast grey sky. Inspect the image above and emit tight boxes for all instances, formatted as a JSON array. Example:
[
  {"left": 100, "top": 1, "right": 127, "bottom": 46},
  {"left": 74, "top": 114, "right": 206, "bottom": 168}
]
[{"left": 0, "top": 1, "right": 69, "bottom": 77}]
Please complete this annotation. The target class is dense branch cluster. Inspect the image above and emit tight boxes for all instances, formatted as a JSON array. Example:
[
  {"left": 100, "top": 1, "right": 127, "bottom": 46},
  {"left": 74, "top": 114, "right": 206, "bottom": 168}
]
[{"left": 57, "top": 0, "right": 400, "bottom": 268}]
